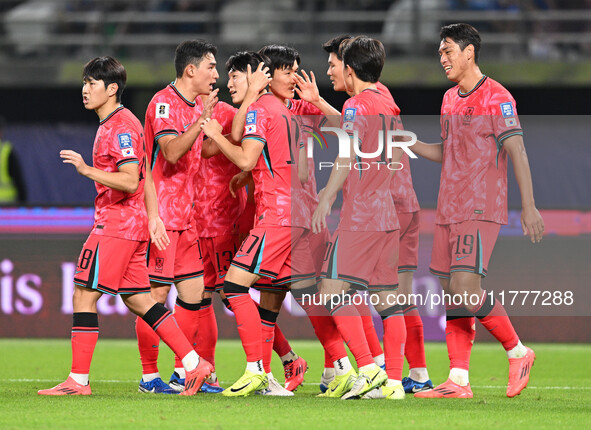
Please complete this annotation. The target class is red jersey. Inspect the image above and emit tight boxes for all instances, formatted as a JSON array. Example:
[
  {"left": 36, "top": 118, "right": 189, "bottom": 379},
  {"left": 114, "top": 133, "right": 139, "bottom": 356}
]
[
  {"left": 338, "top": 88, "right": 399, "bottom": 232},
  {"left": 376, "top": 82, "right": 420, "bottom": 214},
  {"left": 144, "top": 83, "right": 203, "bottom": 231},
  {"left": 437, "top": 76, "right": 522, "bottom": 225},
  {"left": 243, "top": 93, "right": 310, "bottom": 229},
  {"left": 194, "top": 101, "right": 246, "bottom": 237},
  {"left": 91, "top": 106, "right": 148, "bottom": 241}
]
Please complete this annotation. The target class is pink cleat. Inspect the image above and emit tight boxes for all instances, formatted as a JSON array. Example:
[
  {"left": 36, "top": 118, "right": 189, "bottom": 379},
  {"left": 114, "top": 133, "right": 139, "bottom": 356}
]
[
  {"left": 180, "top": 359, "right": 214, "bottom": 396},
  {"left": 414, "top": 378, "right": 473, "bottom": 399},
  {"left": 284, "top": 357, "right": 307, "bottom": 392},
  {"left": 507, "top": 347, "right": 536, "bottom": 398},
  {"left": 38, "top": 377, "right": 92, "bottom": 396}
]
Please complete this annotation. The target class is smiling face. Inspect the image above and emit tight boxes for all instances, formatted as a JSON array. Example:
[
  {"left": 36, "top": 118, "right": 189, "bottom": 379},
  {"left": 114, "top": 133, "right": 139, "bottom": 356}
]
[
  {"left": 438, "top": 37, "right": 473, "bottom": 83},
  {"left": 192, "top": 52, "right": 219, "bottom": 95},
  {"left": 268, "top": 60, "right": 298, "bottom": 101},
  {"left": 82, "top": 77, "right": 115, "bottom": 111},
  {"left": 327, "top": 52, "right": 346, "bottom": 92},
  {"left": 227, "top": 69, "right": 249, "bottom": 105}
]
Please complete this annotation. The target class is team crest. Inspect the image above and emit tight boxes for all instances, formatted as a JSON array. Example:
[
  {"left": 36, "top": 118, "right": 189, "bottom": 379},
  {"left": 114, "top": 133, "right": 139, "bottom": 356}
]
[
  {"left": 155, "top": 258, "right": 164, "bottom": 273},
  {"left": 462, "top": 107, "right": 474, "bottom": 125},
  {"left": 156, "top": 103, "right": 169, "bottom": 118}
]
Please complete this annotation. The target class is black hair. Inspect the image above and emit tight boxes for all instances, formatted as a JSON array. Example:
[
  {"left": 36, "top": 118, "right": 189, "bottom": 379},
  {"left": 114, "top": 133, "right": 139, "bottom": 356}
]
[
  {"left": 440, "top": 23, "right": 481, "bottom": 63},
  {"left": 257, "top": 44, "right": 300, "bottom": 76},
  {"left": 322, "top": 35, "right": 352, "bottom": 60},
  {"left": 225, "top": 51, "right": 270, "bottom": 74},
  {"left": 340, "top": 36, "right": 384, "bottom": 83},
  {"left": 82, "top": 56, "right": 126, "bottom": 103},
  {"left": 174, "top": 39, "right": 218, "bottom": 78}
]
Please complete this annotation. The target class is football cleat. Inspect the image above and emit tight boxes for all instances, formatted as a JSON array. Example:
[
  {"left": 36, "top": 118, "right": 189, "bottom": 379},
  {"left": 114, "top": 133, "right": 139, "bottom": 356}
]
[
  {"left": 179, "top": 358, "right": 214, "bottom": 396},
  {"left": 255, "top": 376, "right": 294, "bottom": 396},
  {"left": 507, "top": 346, "right": 536, "bottom": 398},
  {"left": 37, "top": 376, "right": 91, "bottom": 396},
  {"left": 342, "top": 365, "right": 387, "bottom": 400},
  {"left": 401, "top": 377, "right": 434, "bottom": 393},
  {"left": 200, "top": 382, "right": 224, "bottom": 393},
  {"left": 283, "top": 357, "right": 307, "bottom": 391},
  {"left": 414, "top": 378, "right": 473, "bottom": 398},
  {"left": 168, "top": 371, "right": 185, "bottom": 392},
  {"left": 319, "top": 368, "right": 335, "bottom": 393},
  {"left": 222, "top": 370, "right": 268, "bottom": 397},
  {"left": 362, "top": 383, "right": 405, "bottom": 400},
  {"left": 317, "top": 368, "right": 357, "bottom": 398},
  {"left": 138, "top": 377, "right": 177, "bottom": 394}
]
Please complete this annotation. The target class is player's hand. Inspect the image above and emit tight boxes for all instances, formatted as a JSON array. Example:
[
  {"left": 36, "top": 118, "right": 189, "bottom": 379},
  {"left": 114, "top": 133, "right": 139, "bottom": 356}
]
[
  {"left": 317, "top": 187, "right": 337, "bottom": 207},
  {"left": 312, "top": 196, "right": 331, "bottom": 234},
  {"left": 247, "top": 63, "right": 271, "bottom": 95},
  {"left": 229, "top": 171, "right": 251, "bottom": 198},
  {"left": 295, "top": 70, "right": 320, "bottom": 104},
  {"left": 521, "top": 205, "right": 544, "bottom": 243},
  {"left": 148, "top": 216, "right": 170, "bottom": 251},
  {"left": 201, "top": 118, "right": 223, "bottom": 139},
  {"left": 201, "top": 88, "right": 219, "bottom": 120},
  {"left": 60, "top": 150, "right": 89, "bottom": 176}
]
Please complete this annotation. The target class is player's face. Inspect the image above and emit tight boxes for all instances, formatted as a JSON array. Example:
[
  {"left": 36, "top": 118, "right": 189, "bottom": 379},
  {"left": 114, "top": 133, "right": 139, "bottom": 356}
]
[
  {"left": 438, "top": 38, "right": 470, "bottom": 83},
  {"left": 227, "top": 70, "right": 249, "bottom": 105},
  {"left": 82, "top": 77, "right": 111, "bottom": 111},
  {"left": 193, "top": 52, "right": 219, "bottom": 95},
  {"left": 269, "top": 60, "right": 298, "bottom": 101},
  {"left": 327, "top": 53, "right": 346, "bottom": 92}
]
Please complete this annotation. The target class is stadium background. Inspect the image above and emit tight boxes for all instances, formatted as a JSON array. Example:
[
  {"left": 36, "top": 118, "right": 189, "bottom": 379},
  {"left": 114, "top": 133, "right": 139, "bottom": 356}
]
[{"left": 0, "top": 0, "right": 590, "bottom": 344}]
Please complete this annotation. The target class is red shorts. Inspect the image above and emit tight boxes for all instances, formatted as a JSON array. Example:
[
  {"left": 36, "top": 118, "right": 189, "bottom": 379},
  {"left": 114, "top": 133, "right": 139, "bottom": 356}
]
[
  {"left": 320, "top": 229, "right": 399, "bottom": 290},
  {"left": 73, "top": 234, "right": 150, "bottom": 296},
  {"left": 201, "top": 234, "right": 241, "bottom": 293},
  {"left": 430, "top": 220, "right": 501, "bottom": 279},
  {"left": 308, "top": 227, "right": 329, "bottom": 276},
  {"left": 398, "top": 211, "right": 420, "bottom": 273},
  {"left": 233, "top": 226, "right": 316, "bottom": 291},
  {"left": 147, "top": 228, "right": 204, "bottom": 284}
]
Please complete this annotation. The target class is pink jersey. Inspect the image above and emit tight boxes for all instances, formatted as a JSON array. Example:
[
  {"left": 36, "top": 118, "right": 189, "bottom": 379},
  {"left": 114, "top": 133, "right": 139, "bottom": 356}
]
[
  {"left": 194, "top": 101, "right": 246, "bottom": 237},
  {"left": 243, "top": 93, "right": 310, "bottom": 228},
  {"left": 91, "top": 106, "right": 148, "bottom": 241},
  {"left": 144, "top": 83, "right": 203, "bottom": 231},
  {"left": 437, "top": 76, "right": 523, "bottom": 225},
  {"left": 338, "top": 88, "right": 399, "bottom": 232},
  {"left": 376, "top": 82, "right": 420, "bottom": 214}
]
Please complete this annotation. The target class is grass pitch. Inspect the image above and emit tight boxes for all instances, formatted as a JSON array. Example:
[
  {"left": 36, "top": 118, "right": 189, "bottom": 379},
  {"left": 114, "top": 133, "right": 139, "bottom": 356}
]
[{"left": 0, "top": 339, "right": 589, "bottom": 429}]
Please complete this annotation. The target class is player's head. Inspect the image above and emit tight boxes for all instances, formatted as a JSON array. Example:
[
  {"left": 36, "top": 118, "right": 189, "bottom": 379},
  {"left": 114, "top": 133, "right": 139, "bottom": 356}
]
[
  {"left": 225, "top": 51, "right": 270, "bottom": 105},
  {"left": 322, "top": 35, "right": 351, "bottom": 92},
  {"left": 258, "top": 44, "right": 300, "bottom": 101},
  {"left": 439, "top": 23, "right": 481, "bottom": 82},
  {"left": 82, "top": 56, "right": 126, "bottom": 109},
  {"left": 340, "top": 36, "right": 384, "bottom": 88},
  {"left": 174, "top": 39, "right": 219, "bottom": 94}
]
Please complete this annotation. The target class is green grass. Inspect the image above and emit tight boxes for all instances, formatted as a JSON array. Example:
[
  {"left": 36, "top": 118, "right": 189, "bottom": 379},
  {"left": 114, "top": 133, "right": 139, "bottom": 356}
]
[{"left": 1, "top": 339, "right": 590, "bottom": 429}]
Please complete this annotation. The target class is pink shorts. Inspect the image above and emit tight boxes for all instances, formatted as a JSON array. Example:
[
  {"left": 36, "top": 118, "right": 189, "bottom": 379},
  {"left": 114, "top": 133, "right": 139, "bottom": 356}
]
[
  {"left": 147, "top": 228, "right": 204, "bottom": 284},
  {"left": 397, "top": 211, "right": 419, "bottom": 273},
  {"left": 201, "top": 234, "right": 241, "bottom": 293}
]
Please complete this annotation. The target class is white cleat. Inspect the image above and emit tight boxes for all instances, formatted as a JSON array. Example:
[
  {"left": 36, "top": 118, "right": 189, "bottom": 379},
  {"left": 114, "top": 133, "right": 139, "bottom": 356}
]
[
  {"left": 255, "top": 376, "right": 295, "bottom": 397},
  {"left": 362, "top": 383, "right": 405, "bottom": 400}
]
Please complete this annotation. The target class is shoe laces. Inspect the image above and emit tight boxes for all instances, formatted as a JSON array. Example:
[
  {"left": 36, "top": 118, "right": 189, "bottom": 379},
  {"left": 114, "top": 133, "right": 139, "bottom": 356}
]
[{"left": 283, "top": 360, "right": 294, "bottom": 378}]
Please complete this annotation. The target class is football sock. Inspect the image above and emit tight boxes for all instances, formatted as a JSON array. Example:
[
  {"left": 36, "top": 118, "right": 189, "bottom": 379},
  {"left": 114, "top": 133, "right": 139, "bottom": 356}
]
[
  {"left": 195, "top": 297, "right": 217, "bottom": 367},
  {"left": 174, "top": 367, "right": 185, "bottom": 379},
  {"left": 333, "top": 356, "right": 353, "bottom": 376},
  {"left": 142, "top": 372, "right": 160, "bottom": 383},
  {"left": 173, "top": 297, "right": 201, "bottom": 369},
  {"left": 507, "top": 341, "right": 527, "bottom": 359},
  {"left": 408, "top": 367, "right": 430, "bottom": 383},
  {"left": 380, "top": 306, "right": 406, "bottom": 381},
  {"left": 472, "top": 290, "right": 520, "bottom": 353},
  {"left": 403, "top": 305, "right": 428, "bottom": 369},
  {"left": 445, "top": 306, "right": 475, "bottom": 372},
  {"left": 449, "top": 368, "right": 470, "bottom": 386},
  {"left": 135, "top": 315, "right": 160, "bottom": 375},
  {"left": 259, "top": 307, "right": 279, "bottom": 374},
  {"left": 374, "top": 353, "right": 385, "bottom": 368},
  {"left": 355, "top": 301, "right": 384, "bottom": 358},
  {"left": 224, "top": 281, "right": 262, "bottom": 363},
  {"left": 70, "top": 312, "right": 98, "bottom": 383},
  {"left": 329, "top": 300, "right": 374, "bottom": 368},
  {"left": 280, "top": 350, "right": 299, "bottom": 365},
  {"left": 246, "top": 360, "right": 264, "bottom": 374},
  {"left": 324, "top": 351, "right": 334, "bottom": 369},
  {"left": 273, "top": 324, "right": 293, "bottom": 358},
  {"left": 386, "top": 378, "right": 402, "bottom": 387},
  {"left": 222, "top": 298, "right": 232, "bottom": 312}
]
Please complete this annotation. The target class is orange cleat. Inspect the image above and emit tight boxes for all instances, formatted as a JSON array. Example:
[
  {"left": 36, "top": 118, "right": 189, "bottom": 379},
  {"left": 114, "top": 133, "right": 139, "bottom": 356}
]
[
  {"left": 414, "top": 378, "right": 473, "bottom": 399},
  {"left": 38, "top": 377, "right": 91, "bottom": 396},
  {"left": 283, "top": 357, "right": 307, "bottom": 392},
  {"left": 507, "top": 347, "right": 535, "bottom": 397},
  {"left": 180, "top": 358, "right": 214, "bottom": 396}
]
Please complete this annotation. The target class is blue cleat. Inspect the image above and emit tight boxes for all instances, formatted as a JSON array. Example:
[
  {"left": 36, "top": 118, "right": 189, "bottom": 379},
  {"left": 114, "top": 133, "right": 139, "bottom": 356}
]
[
  {"left": 169, "top": 371, "right": 185, "bottom": 393},
  {"left": 401, "top": 377, "right": 433, "bottom": 394},
  {"left": 200, "top": 382, "right": 224, "bottom": 393},
  {"left": 138, "top": 377, "right": 177, "bottom": 394}
]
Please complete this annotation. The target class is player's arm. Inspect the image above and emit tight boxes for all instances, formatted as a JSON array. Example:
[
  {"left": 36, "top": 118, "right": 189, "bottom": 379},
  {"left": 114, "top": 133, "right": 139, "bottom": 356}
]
[
  {"left": 230, "top": 64, "right": 271, "bottom": 142},
  {"left": 295, "top": 70, "right": 341, "bottom": 127},
  {"left": 502, "top": 134, "right": 544, "bottom": 243},
  {"left": 60, "top": 149, "right": 139, "bottom": 193},
  {"left": 159, "top": 89, "right": 219, "bottom": 164},
  {"left": 201, "top": 118, "right": 263, "bottom": 171},
  {"left": 409, "top": 140, "right": 443, "bottom": 163},
  {"left": 143, "top": 160, "right": 170, "bottom": 251},
  {"left": 201, "top": 134, "right": 239, "bottom": 159},
  {"left": 298, "top": 146, "right": 308, "bottom": 184}
]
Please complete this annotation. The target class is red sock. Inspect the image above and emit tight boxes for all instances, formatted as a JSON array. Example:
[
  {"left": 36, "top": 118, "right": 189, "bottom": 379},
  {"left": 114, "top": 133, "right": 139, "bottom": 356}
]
[
  {"left": 225, "top": 282, "right": 262, "bottom": 362},
  {"left": 259, "top": 308, "right": 279, "bottom": 374},
  {"left": 71, "top": 313, "right": 99, "bottom": 375},
  {"left": 355, "top": 302, "right": 383, "bottom": 358},
  {"left": 135, "top": 315, "right": 160, "bottom": 374},
  {"left": 324, "top": 350, "right": 334, "bottom": 368},
  {"left": 382, "top": 312, "right": 406, "bottom": 381},
  {"left": 195, "top": 298, "right": 217, "bottom": 367},
  {"left": 273, "top": 324, "right": 292, "bottom": 358},
  {"left": 473, "top": 291, "right": 519, "bottom": 351},
  {"left": 403, "top": 305, "right": 427, "bottom": 369},
  {"left": 143, "top": 303, "right": 193, "bottom": 364},
  {"left": 172, "top": 298, "right": 201, "bottom": 369},
  {"left": 445, "top": 306, "right": 475, "bottom": 370},
  {"left": 331, "top": 304, "right": 374, "bottom": 368}
]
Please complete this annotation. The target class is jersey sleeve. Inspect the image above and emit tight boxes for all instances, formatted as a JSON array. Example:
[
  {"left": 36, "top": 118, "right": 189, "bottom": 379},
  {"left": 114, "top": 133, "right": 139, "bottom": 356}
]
[
  {"left": 150, "top": 95, "right": 182, "bottom": 143},
  {"left": 109, "top": 125, "right": 141, "bottom": 169},
  {"left": 242, "top": 104, "right": 268, "bottom": 146},
  {"left": 341, "top": 98, "right": 368, "bottom": 141},
  {"left": 489, "top": 88, "right": 523, "bottom": 144}
]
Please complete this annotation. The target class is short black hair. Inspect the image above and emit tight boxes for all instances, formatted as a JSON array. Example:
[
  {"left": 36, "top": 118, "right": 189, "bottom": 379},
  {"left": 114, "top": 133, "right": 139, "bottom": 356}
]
[
  {"left": 174, "top": 39, "right": 218, "bottom": 78},
  {"left": 322, "top": 35, "right": 352, "bottom": 60},
  {"left": 440, "top": 23, "right": 481, "bottom": 63},
  {"left": 83, "top": 56, "right": 126, "bottom": 103},
  {"left": 257, "top": 45, "right": 300, "bottom": 76},
  {"left": 340, "top": 36, "right": 384, "bottom": 83},
  {"left": 225, "top": 51, "right": 270, "bottom": 74}
]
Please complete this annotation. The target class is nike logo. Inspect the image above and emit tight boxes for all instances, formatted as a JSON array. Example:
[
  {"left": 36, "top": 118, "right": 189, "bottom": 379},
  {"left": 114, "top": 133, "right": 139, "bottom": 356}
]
[
  {"left": 218, "top": 273, "right": 226, "bottom": 279},
  {"left": 235, "top": 254, "right": 248, "bottom": 258},
  {"left": 75, "top": 270, "right": 83, "bottom": 274},
  {"left": 230, "top": 382, "right": 251, "bottom": 392},
  {"left": 455, "top": 256, "right": 469, "bottom": 261},
  {"left": 184, "top": 123, "right": 191, "bottom": 129}
]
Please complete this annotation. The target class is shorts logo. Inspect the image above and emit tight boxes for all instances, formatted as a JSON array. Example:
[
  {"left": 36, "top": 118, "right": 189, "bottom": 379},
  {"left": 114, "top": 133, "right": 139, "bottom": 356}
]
[
  {"left": 500, "top": 102, "right": 514, "bottom": 118},
  {"left": 155, "top": 258, "right": 164, "bottom": 273},
  {"left": 156, "top": 103, "right": 169, "bottom": 118}
]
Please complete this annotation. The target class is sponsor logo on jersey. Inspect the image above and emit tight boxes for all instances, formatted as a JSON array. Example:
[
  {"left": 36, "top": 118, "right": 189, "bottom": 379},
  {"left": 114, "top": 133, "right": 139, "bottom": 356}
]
[
  {"left": 500, "top": 102, "right": 514, "bottom": 118},
  {"left": 156, "top": 103, "right": 169, "bottom": 118}
]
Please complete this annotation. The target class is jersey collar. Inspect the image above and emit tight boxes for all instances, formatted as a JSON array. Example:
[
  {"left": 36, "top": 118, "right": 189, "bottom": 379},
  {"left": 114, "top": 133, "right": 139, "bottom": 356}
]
[
  {"left": 99, "top": 105, "right": 124, "bottom": 125},
  {"left": 169, "top": 82, "right": 196, "bottom": 107},
  {"left": 458, "top": 75, "right": 487, "bottom": 98}
]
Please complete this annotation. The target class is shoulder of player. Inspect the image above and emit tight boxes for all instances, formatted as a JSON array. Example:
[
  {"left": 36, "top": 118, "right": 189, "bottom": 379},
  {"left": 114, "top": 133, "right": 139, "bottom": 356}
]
[
  {"left": 484, "top": 77, "right": 515, "bottom": 100},
  {"left": 214, "top": 100, "right": 238, "bottom": 116}
]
